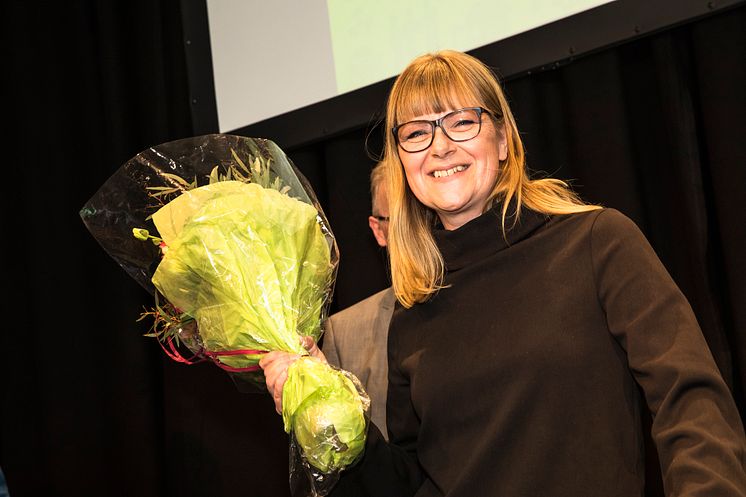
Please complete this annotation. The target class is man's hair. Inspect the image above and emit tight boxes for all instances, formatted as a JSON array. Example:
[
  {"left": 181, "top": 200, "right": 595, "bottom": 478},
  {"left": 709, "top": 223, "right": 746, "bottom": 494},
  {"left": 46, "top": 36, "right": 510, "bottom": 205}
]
[{"left": 370, "top": 160, "right": 387, "bottom": 213}]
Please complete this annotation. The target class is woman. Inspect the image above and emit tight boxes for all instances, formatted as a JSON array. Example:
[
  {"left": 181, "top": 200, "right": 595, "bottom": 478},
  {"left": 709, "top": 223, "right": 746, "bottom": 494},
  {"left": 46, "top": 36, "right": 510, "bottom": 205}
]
[{"left": 261, "top": 50, "right": 746, "bottom": 496}]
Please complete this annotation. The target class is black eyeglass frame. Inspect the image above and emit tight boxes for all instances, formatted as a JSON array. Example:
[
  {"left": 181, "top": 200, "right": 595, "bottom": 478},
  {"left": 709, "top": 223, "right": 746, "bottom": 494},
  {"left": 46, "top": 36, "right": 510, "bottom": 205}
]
[{"left": 392, "top": 107, "right": 491, "bottom": 153}]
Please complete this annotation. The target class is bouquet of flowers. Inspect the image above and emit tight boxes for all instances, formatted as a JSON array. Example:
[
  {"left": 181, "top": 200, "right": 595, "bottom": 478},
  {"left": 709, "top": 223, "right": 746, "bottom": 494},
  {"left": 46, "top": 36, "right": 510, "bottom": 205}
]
[{"left": 79, "top": 134, "right": 369, "bottom": 495}]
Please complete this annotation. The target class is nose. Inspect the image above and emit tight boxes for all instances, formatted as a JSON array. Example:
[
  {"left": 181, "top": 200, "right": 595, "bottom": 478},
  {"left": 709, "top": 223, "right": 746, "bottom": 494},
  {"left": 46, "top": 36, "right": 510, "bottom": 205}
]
[{"left": 430, "top": 125, "right": 455, "bottom": 157}]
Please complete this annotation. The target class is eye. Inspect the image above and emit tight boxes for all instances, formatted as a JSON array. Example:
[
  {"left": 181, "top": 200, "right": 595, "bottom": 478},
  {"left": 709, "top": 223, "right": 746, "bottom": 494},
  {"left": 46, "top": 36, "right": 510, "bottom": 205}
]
[
  {"left": 452, "top": 118, "right": 477, "bottom": 128},
  {"left": 398, "top": 123, "right": 431, "bottom": 142},
  {"left": 405, "top": 129, "right": 429, "bottom": 140}
]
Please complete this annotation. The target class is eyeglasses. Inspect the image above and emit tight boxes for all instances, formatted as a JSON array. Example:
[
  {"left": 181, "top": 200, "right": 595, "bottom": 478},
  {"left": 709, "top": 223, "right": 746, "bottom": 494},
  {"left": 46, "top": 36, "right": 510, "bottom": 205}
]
[
  {"left": 372, "top": 215, "right": 389, "bottom": 222},
  {"left": 393, "top": 107, "right": 491, "bottom": 153}
]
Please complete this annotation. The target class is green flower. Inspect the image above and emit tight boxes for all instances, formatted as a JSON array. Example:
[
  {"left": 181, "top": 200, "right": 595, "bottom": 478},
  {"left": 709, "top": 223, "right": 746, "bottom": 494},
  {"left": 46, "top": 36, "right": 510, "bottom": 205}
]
[
  {"left": 132, "top": 228, "right": 163, "bottom": 246},
  {"left": 132, "top": 227, "right": 150, "bottom": 241}
]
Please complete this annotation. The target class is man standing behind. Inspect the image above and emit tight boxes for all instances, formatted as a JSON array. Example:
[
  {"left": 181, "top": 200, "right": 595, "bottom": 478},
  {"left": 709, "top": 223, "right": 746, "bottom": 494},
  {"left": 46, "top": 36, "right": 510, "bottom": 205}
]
[{"left": 322, "top": 160, "right": 394, "bottom": 439}]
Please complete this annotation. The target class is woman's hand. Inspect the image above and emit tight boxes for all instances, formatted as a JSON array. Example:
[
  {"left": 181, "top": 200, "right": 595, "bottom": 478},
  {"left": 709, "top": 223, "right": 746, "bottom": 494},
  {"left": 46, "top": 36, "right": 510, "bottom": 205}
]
[
  {"left": 259, "top": 336, "right": 327, "bottom": 414},
  {"left": 260, "top": 350, "right": 302, "bottom": 413},
  {"left": 300, "top": 335, "right": 326, "bottom": 362}
]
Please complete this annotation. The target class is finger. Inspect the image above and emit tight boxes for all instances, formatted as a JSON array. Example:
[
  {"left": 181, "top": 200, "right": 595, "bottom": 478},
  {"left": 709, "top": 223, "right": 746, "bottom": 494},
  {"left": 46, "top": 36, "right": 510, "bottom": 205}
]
[
  {"left": 300, "top": 336, "right": 327, "bottom": 362},
  {"left": 259, "top": 350, "right": 285, "bottom": 370},
  {"left": 272, "top": 368, "right": 288, "bottom": 413},
  {"left": 269, "top": 356, "right": 300, "bottom": 412},
  {"left": 260, "top": 352, "right": 300, "bottom": 413}
]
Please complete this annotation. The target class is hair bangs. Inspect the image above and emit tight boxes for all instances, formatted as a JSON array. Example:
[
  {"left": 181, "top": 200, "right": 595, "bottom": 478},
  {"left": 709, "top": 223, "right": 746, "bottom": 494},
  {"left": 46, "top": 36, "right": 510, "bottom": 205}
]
[{"left": 392, "top": 57, "right": 484, "bottom": 125}]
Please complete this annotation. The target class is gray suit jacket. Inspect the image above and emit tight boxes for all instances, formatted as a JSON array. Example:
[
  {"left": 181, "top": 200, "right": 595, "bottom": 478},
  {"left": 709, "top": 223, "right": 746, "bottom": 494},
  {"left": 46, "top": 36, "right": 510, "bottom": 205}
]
[{"left": 322, "top": 287, "right": 395, "bottom": 439}]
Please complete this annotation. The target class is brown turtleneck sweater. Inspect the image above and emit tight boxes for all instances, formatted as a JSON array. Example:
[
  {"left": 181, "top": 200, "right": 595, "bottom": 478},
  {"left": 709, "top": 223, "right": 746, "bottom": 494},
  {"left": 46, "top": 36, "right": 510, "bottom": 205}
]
[{"left": 331, "top": 206, "right": 745, "bottom": 497}]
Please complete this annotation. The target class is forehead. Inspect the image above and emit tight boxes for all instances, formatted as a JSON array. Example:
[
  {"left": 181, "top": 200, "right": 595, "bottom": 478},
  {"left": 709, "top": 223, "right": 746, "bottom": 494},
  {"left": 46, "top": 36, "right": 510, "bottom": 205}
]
[
  {"left": 408, "top": 106, "right": 474, "bottom": 122},
  {"left": 396, "top": 91, "right": 478, "bottom": 123},
  {"left": 393, "top": 70, "right": 485, "bottom": 122},
  {"left": 373, "top": 186, "right": 389, "bottom": 213}
]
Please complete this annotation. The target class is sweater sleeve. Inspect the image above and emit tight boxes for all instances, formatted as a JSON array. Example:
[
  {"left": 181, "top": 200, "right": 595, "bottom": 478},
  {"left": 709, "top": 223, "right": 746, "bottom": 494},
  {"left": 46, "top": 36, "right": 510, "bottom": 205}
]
[{"left": 590, "top": 208, "right": 746, "bottom": 496}]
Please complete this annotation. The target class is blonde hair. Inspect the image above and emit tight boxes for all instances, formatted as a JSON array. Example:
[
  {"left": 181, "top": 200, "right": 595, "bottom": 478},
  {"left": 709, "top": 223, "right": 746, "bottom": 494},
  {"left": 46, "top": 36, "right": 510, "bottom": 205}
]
[{"left": 384, "top": 50, "right": 601, "bottom": 308}]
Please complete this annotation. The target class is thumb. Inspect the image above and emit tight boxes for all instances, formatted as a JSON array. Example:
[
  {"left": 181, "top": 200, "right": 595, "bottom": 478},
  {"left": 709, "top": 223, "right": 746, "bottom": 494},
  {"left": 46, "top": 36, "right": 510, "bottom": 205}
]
[{"left": 300, "top": 335, "right": 327, "bottom": 362}]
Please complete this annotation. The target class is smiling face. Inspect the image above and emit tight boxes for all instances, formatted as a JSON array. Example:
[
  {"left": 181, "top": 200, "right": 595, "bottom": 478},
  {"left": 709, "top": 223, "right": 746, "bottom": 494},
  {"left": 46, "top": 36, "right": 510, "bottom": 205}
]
[{"left": 398, "top": 105, "right": 507, "bottom": 230}]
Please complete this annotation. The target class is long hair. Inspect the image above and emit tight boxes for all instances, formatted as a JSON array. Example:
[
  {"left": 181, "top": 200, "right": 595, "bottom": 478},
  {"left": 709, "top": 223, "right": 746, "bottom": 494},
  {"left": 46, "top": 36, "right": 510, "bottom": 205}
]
[{"left": 384, "top": 50, "right": 601, "bottom": 308}]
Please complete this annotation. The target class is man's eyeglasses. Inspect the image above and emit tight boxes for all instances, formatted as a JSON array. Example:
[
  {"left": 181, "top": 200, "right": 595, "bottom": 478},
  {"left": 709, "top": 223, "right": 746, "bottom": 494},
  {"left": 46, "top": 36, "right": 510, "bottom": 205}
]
[{"left": 393, "top": 107, "right": 491, "bottom": 153}]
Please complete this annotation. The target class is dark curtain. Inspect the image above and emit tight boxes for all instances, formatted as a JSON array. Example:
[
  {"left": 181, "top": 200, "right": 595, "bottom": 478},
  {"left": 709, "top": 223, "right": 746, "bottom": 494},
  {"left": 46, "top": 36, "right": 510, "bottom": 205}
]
[
  {"left": 1, "top": 2, "right": 290, "bottom": 497},
  {"left": 1, "top": 3, "right": 744, "bottom": 497},
  {"left": 503, "top": 8, "right": 746, "bottom": 407}
]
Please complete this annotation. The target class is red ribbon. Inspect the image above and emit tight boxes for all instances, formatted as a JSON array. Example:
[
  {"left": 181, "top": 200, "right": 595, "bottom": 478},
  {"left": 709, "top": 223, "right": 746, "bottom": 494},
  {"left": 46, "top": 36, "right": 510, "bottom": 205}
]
[
  {"left": 159, "top": 336, "right": 268, "bottom": 372},
  {"left": 203, "top": 348, "right": 268, "bottom": 372},
  {"left": 159, "top": 335, "right": 206, "bottom": 365}
]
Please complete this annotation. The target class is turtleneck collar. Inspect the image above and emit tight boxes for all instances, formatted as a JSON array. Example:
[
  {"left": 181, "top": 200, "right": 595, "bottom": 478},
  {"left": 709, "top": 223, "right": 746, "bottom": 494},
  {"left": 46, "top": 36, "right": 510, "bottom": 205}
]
[{"left": 433, "top": 201, "right": 550, "bottom": 271}]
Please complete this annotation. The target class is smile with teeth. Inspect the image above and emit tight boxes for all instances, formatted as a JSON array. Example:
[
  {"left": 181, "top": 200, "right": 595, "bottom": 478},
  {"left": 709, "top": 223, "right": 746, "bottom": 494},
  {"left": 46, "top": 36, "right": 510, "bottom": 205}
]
[{"left": 432, "top": 165, "right": 467, "bottom": 178}]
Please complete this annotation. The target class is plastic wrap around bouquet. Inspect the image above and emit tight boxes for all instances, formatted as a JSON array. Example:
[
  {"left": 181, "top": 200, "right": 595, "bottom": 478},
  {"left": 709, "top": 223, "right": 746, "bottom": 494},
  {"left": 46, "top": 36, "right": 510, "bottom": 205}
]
[{"left": 79, "top": 134, "right": 370, "bottom": 494}]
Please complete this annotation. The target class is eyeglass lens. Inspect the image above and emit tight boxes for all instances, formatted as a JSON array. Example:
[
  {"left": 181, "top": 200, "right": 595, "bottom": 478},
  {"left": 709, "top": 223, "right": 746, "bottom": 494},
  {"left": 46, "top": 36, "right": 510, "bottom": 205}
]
[{"left": 396, "top": 108, "right": 483, "bottom": 152}]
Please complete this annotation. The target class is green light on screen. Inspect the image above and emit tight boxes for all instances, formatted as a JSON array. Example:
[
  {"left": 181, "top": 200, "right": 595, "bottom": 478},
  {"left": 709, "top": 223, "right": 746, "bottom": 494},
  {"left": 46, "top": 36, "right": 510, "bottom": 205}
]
[{"left": 327, "top": 0, "right": 614, "bottom": 95}]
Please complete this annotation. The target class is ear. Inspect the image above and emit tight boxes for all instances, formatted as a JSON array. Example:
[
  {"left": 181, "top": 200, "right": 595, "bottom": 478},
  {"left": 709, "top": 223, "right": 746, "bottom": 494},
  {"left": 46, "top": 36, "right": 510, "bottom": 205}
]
[
  {"left": 368, "top": 216, "right": 388, "bottom": 247},
  {"left": 497, "top": 124, "right": 508, "bottom": 161}
]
